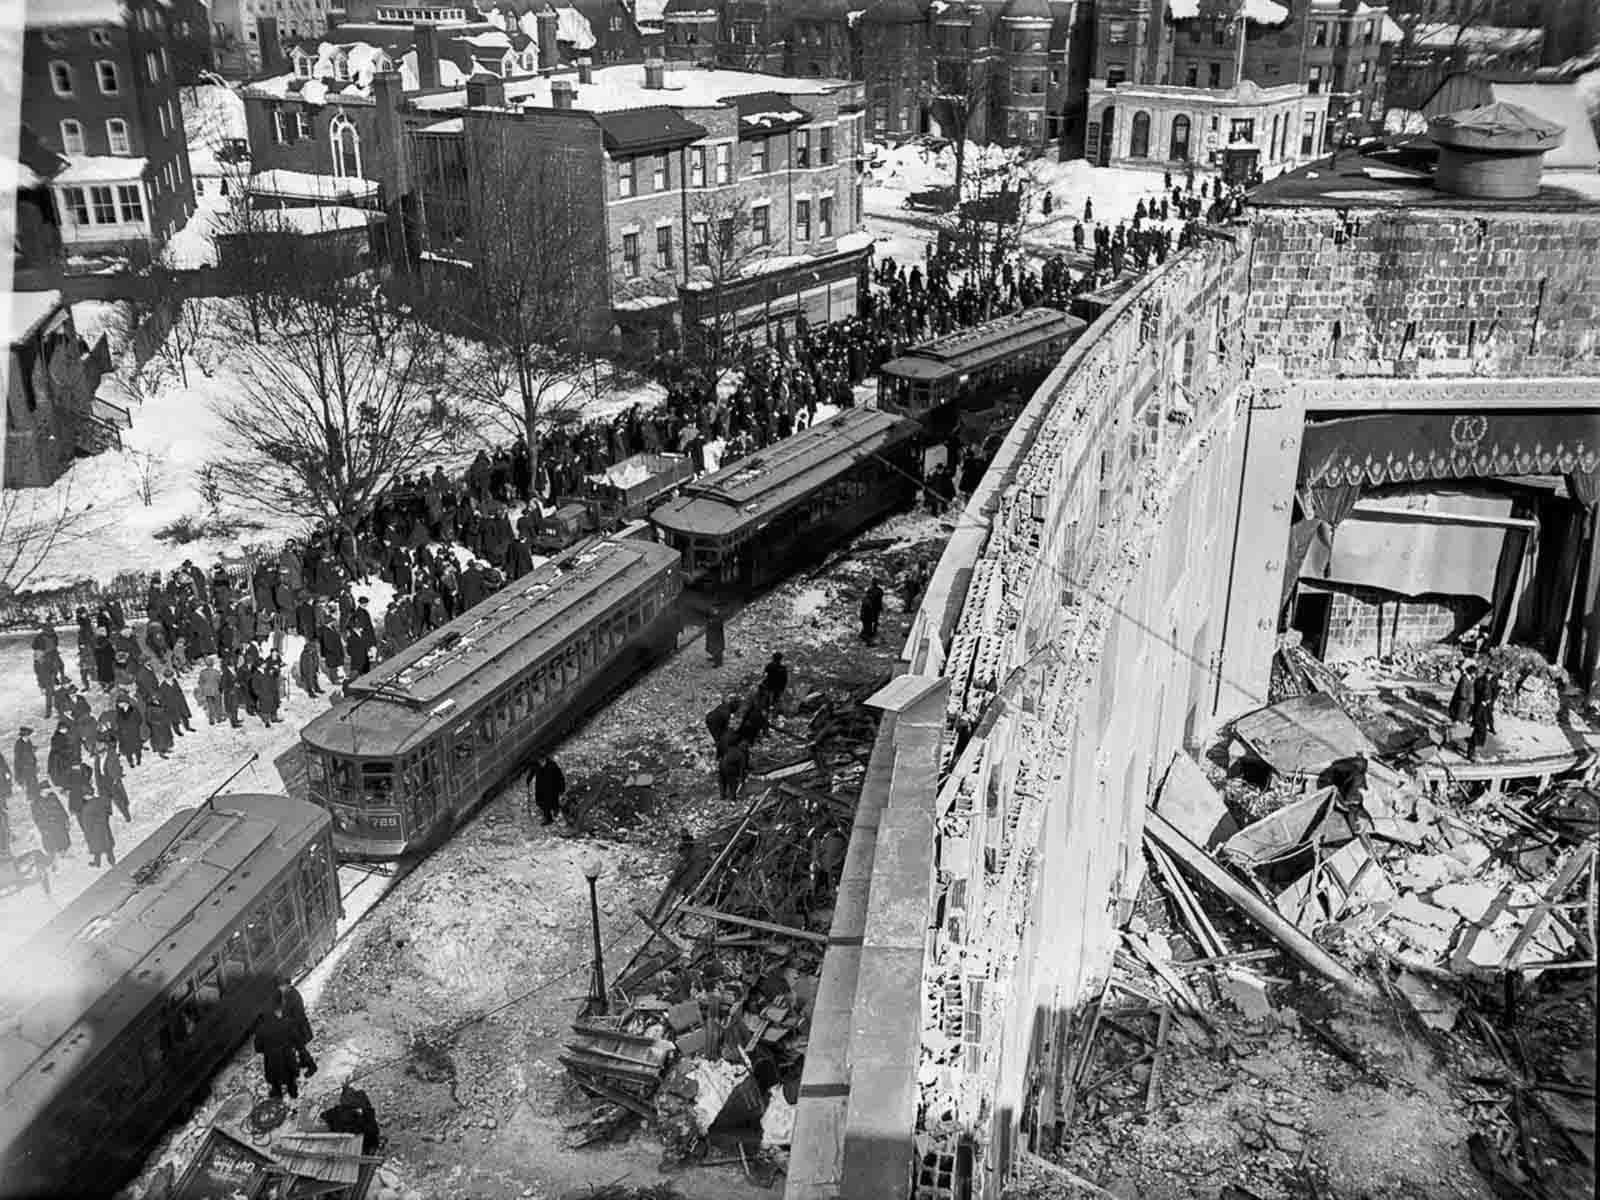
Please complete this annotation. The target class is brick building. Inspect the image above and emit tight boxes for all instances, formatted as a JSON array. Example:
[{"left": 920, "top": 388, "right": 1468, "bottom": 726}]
[
  {"left": 405, "top": 59, "right": 871, "bottom": 341},
  {"left": 20, "top": 0, "right": 195, "bottom": 257},
  {"left": 1088, "top": 1, "right": 1403, "bottom": 172},
  {"left": 209, "top": 0, "right": 336, "bottom": 73}
]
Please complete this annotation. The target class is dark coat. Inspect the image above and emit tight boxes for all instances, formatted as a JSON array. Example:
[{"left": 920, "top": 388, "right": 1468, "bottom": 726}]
[
  {"left": 146, "top": 701, "right": 174, "bottom": 754},
  {"left": 115, "top": 706, "right": 143, "bottom": 754},
  {"left": 13, "top": 737, "right": 36, "bottom": 789},
  {"left": 1449, "top": 673, "right": 1477, "bottom": 724},
  {"left": 278, "top": 983, "right": 314, "bottom": 1045},
  {"left": 253, "top": 1012, "right": 307, "bottom": 1088},
  {"left": 159, "top": 678, "right": 191, "bottom": 722},
  {"left": 705, "top": 616, "right": 725, "bottom": 658},
  {"left": 31, "top": 790, "right": 70, "bottom": 854},
  {"left": 533, "top": 760, "right": 566, "bottom": 809},
  {"left": 78, "top": 793, "right": 114, "bottom": 857}
]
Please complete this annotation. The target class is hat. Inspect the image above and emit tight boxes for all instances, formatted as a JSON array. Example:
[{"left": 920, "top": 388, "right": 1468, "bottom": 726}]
[
  {"left": 19, "top": 726, "right": 32, "bottom": 736},
  {"left": 359, "top": 597, "right": 369, "bottom": 606}
]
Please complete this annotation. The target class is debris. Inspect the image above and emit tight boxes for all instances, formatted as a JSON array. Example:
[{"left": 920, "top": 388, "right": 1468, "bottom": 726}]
[
  {"left": 1230, "top": 693, "right": 1379, "bottom": 779},
  {"left": 1392, "top": 970, "right": 1461, "bottom": 1032},
  {"left": 1144, "top": 813, "right": 1378, "bottom": 998},
  {"left": 1155, "top": 752, "right": 1234, "bottom": 848},
  {"left": 1219, "top": 786, "right": 1348, "bottom": 872}
]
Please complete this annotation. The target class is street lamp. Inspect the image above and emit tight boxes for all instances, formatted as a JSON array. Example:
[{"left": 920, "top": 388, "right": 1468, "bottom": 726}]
[{"left": 581, "top": 859, "right": 607, "bottom": 1016}]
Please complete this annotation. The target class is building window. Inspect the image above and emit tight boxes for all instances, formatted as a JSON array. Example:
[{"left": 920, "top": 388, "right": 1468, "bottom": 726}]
[
  {"left": 819, "top": 127, "right": 832, "bottom": 165},
  {"left": 158, "top": 104, "right": 169, "bottom": 137},
  {"left": 1129, "top": 111, "right": 1150, "bottom": 158},
  {"left": 50, "top": 61, "right": 74, "bottom": 96},
  {"left": 273, "top": 110, "right": 289, "bottom": 144},
  {"left": 692, "top": 218, "right": 709, "bottom": 264},
  {"left": 818, "top": 195, "right": 833, "bottom": 237},
  {"left": 1107, "top": 19, "right": 1129, "bottom": 44},
  {"left": 62, "top": 187, "right": 91, "bottom": 225},
  {"left": 60, "top": 119, "right": 86, "bottom": 156},
  {"left": 331, "top": 113, "right": 361, "bottom": 178},
  {"left": 147, "top": 49, "right": 161, "bottom": 81},
  {"left": 871, "top": 104, "right": 887, "bottom": 135},
  {"left": 653, "top": 153, "right": 668, "bottom": 190},
  {"left": 296, "top": 110, "right": 313, "bottom": 140},
  {"left": 752, "top": 202, "right": 770, "bottom": 245},
  {"left": 622, "top": 230, "right": 640, "bottom": 276},
  {"left": 91, "top": 186, "right": 117, "bottom": 224},
  {"left": 1300, "top": 112, "right": 1316, "bottom": 155},
  {"left": 1363, "top": 19, "right": 1374, "bottom": 44},
  {"left": 795, "top": 197, "right": 810, "bottom": 241},
  {"left": 1170, "top": 114, "right": 1190, "bottom": 161},
  {"left": 714, "top": 142, "right": 731, "bottom": 184},
  {"left": 1106, "top": 64, "right": 1127, "bottom": 87},
  {"left": 90, "top": 28, "right": 112, "bottom": 47},
  {"left": 333, "top": 51, "right": 351, "bottom": 81},
  {"left": 1358, "top": 60, "right": 1370, "bottom": 85},
  {"left": 1050, "top": 67, "right": 1060, "bottom": 89},
  {"left": 96, "top": 60, "right": 120, "bottom": 94},
  {"left": 1213, "top": 22, "right": 1226, "bottom": 46},
  {"left": 117, "top": 184, "right": 144, "bottom": 223},
  {"left": 690, "top": 147, "right": 705, "bottom": 187},
  {"left": 1269, "top": 113, "right": 1280, "bottom": 159},
  {"left": 294, "top": 52, "right": 313, "bottom": 78},
  {"left": 751, "top": 137, "right": 768, "bottom": 173},
  {"left": 1229, "top": 117, "right": 1254, "bottom": 144},
  {"left": 1313, "top": 21, "right": 1328, "bottom": 47},
  {"left": 796, "top": 129, "right": 811, "bottom": 168},
  {"left": 618, "top": 157, "right": 635, "bottom": 197},
  {"left": 1308, "top": 65, "right": 1323, "bottom": 94},
  {"left": 656, "top": 224, "right": 672, "bottom": 268},
  {"left": 106, "top": 118, "right": 130, "bottom": 155},
  {"left": 1207, "top": 62, "right": 1221, "bottom": 88},
  {"left": 1185, "top": 63, "right": 1198, "bottom": 88}
]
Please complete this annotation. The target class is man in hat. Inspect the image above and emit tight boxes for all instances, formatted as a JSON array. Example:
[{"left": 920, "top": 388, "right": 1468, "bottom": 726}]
[
  {"left": 78, "top": 788, "right": 115, "bottom": 868},
  {"left": 96, "top": 735, "right": 130, "bottom": 821},
  {"left": 196, "top": 657, "right": 224, "bottom": 725},
  {"left": 31, "top": 787, "right": 71, "bottom": 856},
  {"left": 14, "top": 727, "right": 38, "bottom": 799},
  {"left": 527, "top": 755, "right": 567, "bottom": 826}
]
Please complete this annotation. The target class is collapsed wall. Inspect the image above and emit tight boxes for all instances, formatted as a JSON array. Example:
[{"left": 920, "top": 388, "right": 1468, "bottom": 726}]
[{"left": 787, "top": 199, "right": 1600, "bottom": 1200}]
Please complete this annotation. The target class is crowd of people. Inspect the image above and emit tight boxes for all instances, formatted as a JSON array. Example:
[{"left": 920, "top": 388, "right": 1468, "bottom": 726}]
[{"left": 0, "top": 170, "right": 1245, "bottom": 871}]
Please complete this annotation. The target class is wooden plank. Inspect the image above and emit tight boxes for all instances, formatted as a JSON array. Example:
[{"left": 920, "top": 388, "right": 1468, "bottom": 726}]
[
  {"left": 1503, "top": 842, "right": 1596, "bottom": 968},
  {"left": 676, "top": 904, "right": 828, "bottom": 943},
  {"left": 1144, "top": 1008, "right": 1174, "bottom": 1114},
  {"left": 1171, "top": 949, "right": 1280, "bottom": 972},
  {"left": 568, "top": 1073, "right": 657, "bottom": 1118}
]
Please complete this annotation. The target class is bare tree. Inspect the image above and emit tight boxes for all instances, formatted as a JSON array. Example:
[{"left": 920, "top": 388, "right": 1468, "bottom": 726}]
[
  {"left": 941, "top": 150, "right": 1031, "bottom": 309},
  {"left": 0, "top": 481, "right": 106, "bottom": 597},
  {"left": 676, "top": 191, "right": 763, "bottom": 390},
  {"left": 129, "top": 449, "right": 166, "bottom": 507},
  {"left": 211, "top": 262, "right": 467, "bottom": 533},
  {"left": 154, "top": 293, "right": 215, "bottom": 386},
  {"left": 423, "top": 117, "right": 608, "bottom": 485},
  {"left": 935, "top": 56, "right": 996, "bottom": 209}
]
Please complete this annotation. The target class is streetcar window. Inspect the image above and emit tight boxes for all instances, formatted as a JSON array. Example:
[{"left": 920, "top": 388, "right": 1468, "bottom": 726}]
[
  {"left": 221, "top": 929, "right": 250, "bottom": 987},
  {"left": 563, "top": 646, "right": 580, "bottom": 687},
  {"left": 578, "top": 630, "right": 595, "bottom": 669},
  {"left": 494, "top": 699, "right": 512, "bottom": 737},
  {"left": 478, "top": 717, "right": 495, "bottom": 746},
  {"left": 307, "top": 753, "right": 326, "bottom": 784},
  {"left": 626, "top": 602, "right": 642, "bottom": 633},
  {"left": 528, "top": 667, "right": 547, "bottom": 709},
  {"left": 245, "top": 907, "right": 273, "bottom": 964},
  {"left": 511, "top": 681, "right": 531, "bottom": 721},
  {"left": 270, "top": 880, "right": 299, "bottom": 940},
  {"left": 361, "top": 761, "right": 394, "bottom": 797},
  {"left": 195, "top": 954, "right": 223, "bottom": 1011}
]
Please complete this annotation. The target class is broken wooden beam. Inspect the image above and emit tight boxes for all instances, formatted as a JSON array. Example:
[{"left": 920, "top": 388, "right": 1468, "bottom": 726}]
[
  {"left": 676, "top": 903, "right": 828, "bottom": 943},
  {"left": 1144, "top": 811, "right": 1378, "bottom": 999}
]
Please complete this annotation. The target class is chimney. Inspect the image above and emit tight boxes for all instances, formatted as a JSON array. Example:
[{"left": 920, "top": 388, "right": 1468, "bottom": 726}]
[
  {"left": 644, "top": 57, "right": 665, "bottom": 90},
  {"left": 1428, "top": 102, "right": 1564, "bottom": 200},
  {"left": 577, "top": 56, "right": 593, "bottom": 85},
  {"left": 536, "top": 6, "right": 560, "bottom": 70},
  {"left": 414, "top": 22, "right": 440, "bottom": 89},
  {"left": 551, "top": 79, "right": 577, "bottom": 110},
  {"left": 256, "top": 17, "right": 285, "bottom": 72},
  {"left": 373, "top": 69, "right": 401, "bottom": 113},
  {"left": 466, "top": 74, "right": 507, "bottom": 108}
]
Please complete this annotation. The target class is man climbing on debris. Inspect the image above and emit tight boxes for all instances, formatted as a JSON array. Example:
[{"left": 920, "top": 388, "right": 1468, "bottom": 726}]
[
  {"left": 860, "top": 581, "right": 884, "bottom": 644},
  {"left": 718, "top": 738, "right": 749, "bottom": 804},
  {"left": 734, "top": 696, "right": 769, "bottom": 747},
  {"left": 760, "top": 653, "right": 789, "bottom": 711},
  {"left": 705, "top": 695, "right": 740, "bottom": 752},
  {"left": 528, "top": 755, "right": 567, "bottom": 825},
  {"left": 1449, "top": 661, "right": 1478, "bottom": 755}
]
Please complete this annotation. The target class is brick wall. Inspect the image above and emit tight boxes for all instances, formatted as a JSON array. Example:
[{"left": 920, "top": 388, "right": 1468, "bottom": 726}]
[
  {"left": 1245, "top": 209, "right": 1600, "bottom": 378},
  {"left": 245, "top": 93, "right": 381, "bottom": 183},
  {"left": 1315, "top": 584, "right": 1485, "bottom": 662}
]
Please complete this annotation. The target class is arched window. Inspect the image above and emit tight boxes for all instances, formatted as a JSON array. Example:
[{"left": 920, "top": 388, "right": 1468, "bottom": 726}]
[
  {"left": 1170, "top": 114, "right": 1191, "bottom": 162},
  {"left": 60, "top": 119, "right": 85, "bottom": 155},
  {"left": 1129, "top": 110, "right": 1151, "bottom": 158},
  {"left": 501, "top": 51, "right": 516, "bottom": 75},
  {"left": 1269, "top": 114, "right": 1280, "bottom": 160},
  {"left": 330, "top": 114, "right": 361, "bottom": 179}
]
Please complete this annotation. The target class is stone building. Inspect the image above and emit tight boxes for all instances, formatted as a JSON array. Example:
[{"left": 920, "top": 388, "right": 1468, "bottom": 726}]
[
  {"left": 19, "top": 0, "right": 196, "bottom": 257},
  {"left": 403, "top": 59, "right": 871, "bottom": 342},
  {"left": 783, "top": 108, "right": 1600, "bottom": 1200}
]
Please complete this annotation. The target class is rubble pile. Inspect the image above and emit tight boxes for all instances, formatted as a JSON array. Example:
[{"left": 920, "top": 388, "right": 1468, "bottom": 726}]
[{"left": 558, "top": 691, "right": 884, "bottom": 1177}]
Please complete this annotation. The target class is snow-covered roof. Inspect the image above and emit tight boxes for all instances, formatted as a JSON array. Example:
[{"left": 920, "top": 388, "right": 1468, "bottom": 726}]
[
  {"left": 1168, "top": 0, "right": 1197, "bottom": 17},
  {"left": 413, "top": 62, "right": 845, "bottom": 114},
  {"left": 419, "top": 117, "right": 466, "bottom": 133},
  {"left": 2, "top": 158, "right": 47, "bottom": 190},
  {"left": 1381, "top": 14, "right": 1403, "bottom": 44},
  {"left": 462, "top": 30, "right": 513, "bottom": 48},
  {"left": 246, "top": 169, "right": 381, "bottom": 202},
  {"left": 183, "top": 84, "right": 249, "bottom": 151},
  {"left": 24, "top": 0, "right": 128, "bottom": 29},
  {"left": 1409, "top": 22, "right": 1544, "bottom": 55},
  {"left": 8, "top": 290, "right": 64, "bottom": 347},
  {"left": 1170, "top": 0, "right": 1287, "bottom": 22},
  {"left": 402, "top": 49, "right": 470, "bottom": 91},
  {"left": 252, "top": 205, "right": 384, "bottom": 235},
  {"left": 557, "top": 7, "right": 597, "bottom": 49},
  {"left": 54, "top": 156, "right": 149, "bottom": 185},
  {"left": 1491, "top": 83, "right": 1597, "bottom": 167},
  {"left": 634, "top": 0, "right": 669, "bottom": 21}
]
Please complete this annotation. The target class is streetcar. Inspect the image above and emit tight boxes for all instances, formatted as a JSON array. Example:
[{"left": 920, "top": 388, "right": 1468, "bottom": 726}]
[
  {"left": 0, "top": 794, "right": 340, "bottom": 1200},
  {"left": 649, "top": 406, "right": 921, "bottom": 596},
  {"left": 877, "top": 307, "right": 1086, "bottom": 440},
  {"left": 298, "top": 536, "right": 682, "bottom": 858}
]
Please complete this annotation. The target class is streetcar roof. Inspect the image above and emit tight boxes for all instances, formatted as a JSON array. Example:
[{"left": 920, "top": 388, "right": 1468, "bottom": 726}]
[
  {"left": 877, "top": 356, "right": 955, "bottom": 382},
  {"left": 650, "top": 408, "right": 919, "bottom": 540},
  {"left": 302, "top": 537, "right": 680, "bottom": 755},
  {"left": 0, "top": 794, "right": 329, "bottom": 1143},
  {"left": 881, "top": 307, "right": 1082, "bottom": 378}
]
